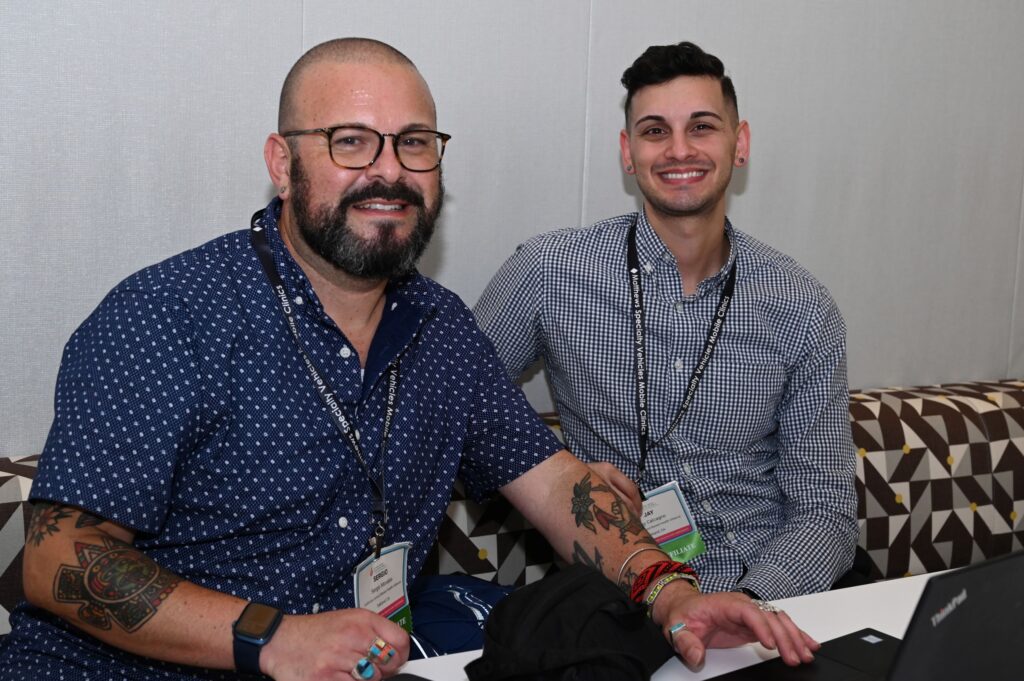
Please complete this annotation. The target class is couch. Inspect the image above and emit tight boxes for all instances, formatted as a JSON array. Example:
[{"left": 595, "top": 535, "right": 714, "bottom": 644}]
[{"left": 3, "top": 379, "right": 1023, "bottom": 634}]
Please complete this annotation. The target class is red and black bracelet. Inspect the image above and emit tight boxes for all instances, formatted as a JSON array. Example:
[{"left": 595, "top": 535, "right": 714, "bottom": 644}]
[{"left": 629, "top": 560, "right": 700, "bottom": 604}]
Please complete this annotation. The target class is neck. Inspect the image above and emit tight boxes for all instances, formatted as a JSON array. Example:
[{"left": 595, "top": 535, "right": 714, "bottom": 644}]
[
  {"left": 278, "top": 204, "right": 387, "bottom": 366},
  {"left": 644, "top": 204, "right": 729, "bottom": 295}
]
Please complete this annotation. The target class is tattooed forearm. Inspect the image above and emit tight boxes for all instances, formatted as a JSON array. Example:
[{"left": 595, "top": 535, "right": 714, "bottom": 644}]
[
  {"left": 28, "top": 503, "right": 75, "bottom": 546},
  {"left": 54, "top": 536, "right": 180, "bottom": 632},
  {"left": 570, "top": 472, "right": 655, "bottom": 544},
  {"left": 617, "top": 565, "right": 639, "bottom": 594},
  {"left": 571, "top": 541, "right": 604, "bottom": 573}
]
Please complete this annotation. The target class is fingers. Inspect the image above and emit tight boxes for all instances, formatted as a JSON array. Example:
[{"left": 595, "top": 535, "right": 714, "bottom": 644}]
[
  {"left": 664, "top": 621, "right": 707, "bottom": 668},
  {"left": 742, "top": 602, "right": 816, "bottom": 666}
]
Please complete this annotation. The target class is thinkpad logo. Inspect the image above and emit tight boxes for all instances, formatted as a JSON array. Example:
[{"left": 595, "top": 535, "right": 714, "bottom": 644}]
[{"left": 930, "top": 588, "right": 967, "bottom": 627}]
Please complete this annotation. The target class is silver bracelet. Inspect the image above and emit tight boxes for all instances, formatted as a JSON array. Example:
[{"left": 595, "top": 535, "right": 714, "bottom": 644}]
[{"left": 616, "top": 547, "right": 665, "bottom": 585}]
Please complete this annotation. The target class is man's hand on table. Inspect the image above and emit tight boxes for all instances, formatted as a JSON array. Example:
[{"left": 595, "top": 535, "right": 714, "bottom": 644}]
[
  {"left": 261, "top": 608, "right": 410, "bottom": 680},
  {"left": 649, "top": 582, "right": 820, "bottom": 669}
]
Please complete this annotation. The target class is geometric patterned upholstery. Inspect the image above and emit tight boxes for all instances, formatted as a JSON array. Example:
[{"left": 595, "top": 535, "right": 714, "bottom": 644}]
[
  {"left": 850, "top": 379, "right": 1024, "bottom": 578},
  {"left": 0, "top": 454, "right": 38, "bottom": 635}
]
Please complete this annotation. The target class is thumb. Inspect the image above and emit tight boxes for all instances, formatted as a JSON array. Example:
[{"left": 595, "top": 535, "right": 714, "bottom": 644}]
[{"left": 673, "top": 630, "right": 707, "bottom": 667}]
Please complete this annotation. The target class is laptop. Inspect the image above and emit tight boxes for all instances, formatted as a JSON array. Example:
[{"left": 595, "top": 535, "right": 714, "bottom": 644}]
[{"left": 712, "top": 550, "right": 1023, "bottom": 680}]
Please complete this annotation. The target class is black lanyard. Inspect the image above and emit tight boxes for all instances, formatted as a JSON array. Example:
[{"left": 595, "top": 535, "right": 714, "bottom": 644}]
[
  {"left": 626, "top": 215, "right": 736, "bottom": 484},
  {"left": 250, "top": 209, "right": 398, "bottom": 558}
]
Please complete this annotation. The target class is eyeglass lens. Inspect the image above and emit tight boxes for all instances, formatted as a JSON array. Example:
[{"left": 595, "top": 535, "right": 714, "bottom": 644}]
[{"left": 329, "top": 128, "right": 443, "bottom": 171}]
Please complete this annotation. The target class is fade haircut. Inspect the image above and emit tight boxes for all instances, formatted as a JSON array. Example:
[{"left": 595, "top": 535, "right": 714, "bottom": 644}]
[
  {"left": 278, "top": 37, "right": 423, "bottom": 132},
  {"left": 621, "top": 41, "right": 738, "bottom": 126}
]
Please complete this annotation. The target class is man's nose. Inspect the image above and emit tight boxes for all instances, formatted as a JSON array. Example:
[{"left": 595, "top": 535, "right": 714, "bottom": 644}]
[
  {"left": 665, "top": 131, "right": 695, "bottom": 160},
  {"left": 365, "top": 137, "right": 404, "bottom": 183}
]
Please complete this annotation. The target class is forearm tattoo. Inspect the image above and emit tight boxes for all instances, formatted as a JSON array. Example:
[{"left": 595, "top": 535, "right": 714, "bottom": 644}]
[
  {"left": 29, "top": 503, "right": 108, "bottom": 545},
  {"left": 54, "top": 536, "right": 180, "bottom": 632},
  {"left": 617, "top": 565, "right": 640, "bottom": 594},
  {"left": 571, "top": 541, "right": 605, "bottom": 573},
  {"left": 570, "top": 472, "right": 653, "bottom": 545},
  {"left": 28, "top": 503, "right": 75, "bottom": 546}
]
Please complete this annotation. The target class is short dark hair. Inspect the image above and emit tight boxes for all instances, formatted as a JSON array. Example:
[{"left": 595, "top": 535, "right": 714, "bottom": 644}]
[{"left": 621, "top": 41, "right": 737, "bottom": 126}]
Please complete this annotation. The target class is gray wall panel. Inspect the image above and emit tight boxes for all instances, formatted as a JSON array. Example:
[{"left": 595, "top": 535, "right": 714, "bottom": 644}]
[{"left": 2, "top": 1, "right": 1023, "bottom": 455}]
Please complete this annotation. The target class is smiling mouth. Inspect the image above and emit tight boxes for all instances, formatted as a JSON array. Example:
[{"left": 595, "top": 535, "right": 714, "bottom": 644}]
[
  {"left": 354, "top": 201, "right": 408, "bottom": 212},
  {"left": 659, "top": 170, "right": 707, "bottom": 180}
]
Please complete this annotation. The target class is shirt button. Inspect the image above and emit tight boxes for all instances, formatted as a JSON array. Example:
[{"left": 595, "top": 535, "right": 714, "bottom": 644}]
[
  {"left": 312, "top": 603, "right": 320, "bottom": 613},
  {"left": 683, "top": 463, "right": 692, "bottom": 475},
  {"left": 674, "top": 301, "right": 685, "bottom": 313},
  {"left": 661, "top": 252, "right": 674, "bottom": 262},
  {"left": 726, "top": 531, "right": 737, "bottom": 542},
  {"left": 293, "top": 296, "right": 304, "bottom": 305},
  {"left": 674, "top": 358, "right": 685, "bottom": 371},
  {"left": 338, "top": 516, "right": 349, "bottom": 529},
  {"left": 643, "top": 263, "right": 654, "bottom": 274},
  {"left": 340, "top": 346, "right": 352, "bottom": 358},
  {"left": 702, "top": 500, "right": 712, "bottom": 512}
]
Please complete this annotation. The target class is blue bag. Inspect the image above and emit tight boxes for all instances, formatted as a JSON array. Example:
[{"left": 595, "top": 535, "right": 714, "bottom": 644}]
[{"left": 408, "top": 573, "right": 516, "bottom": 659}]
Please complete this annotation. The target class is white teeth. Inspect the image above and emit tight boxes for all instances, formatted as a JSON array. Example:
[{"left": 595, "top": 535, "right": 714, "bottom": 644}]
[
  {"left": 360, "top": 203, "right": 403, "bottom": 211},
  {"left": 662, "top": 170, "right": 705, "bottom": 180}
]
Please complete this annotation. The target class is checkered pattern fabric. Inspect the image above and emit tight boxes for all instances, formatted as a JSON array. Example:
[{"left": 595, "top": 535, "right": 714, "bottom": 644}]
[
  {"left": 851, "top": 380, "right": 1024, "bottom": 578},
  {"left": 0, "top": 455, "right": 38, "bottom": 635}
]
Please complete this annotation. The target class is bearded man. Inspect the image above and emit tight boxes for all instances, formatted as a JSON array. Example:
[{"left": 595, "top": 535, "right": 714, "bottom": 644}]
[{"left": 0, "top": 38, "right": 817, "bottom": 680}]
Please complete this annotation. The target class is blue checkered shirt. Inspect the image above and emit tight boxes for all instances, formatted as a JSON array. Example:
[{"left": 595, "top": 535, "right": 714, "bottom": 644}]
[{"left": 475, "top": 211, "right": 857, "bottom": 599}]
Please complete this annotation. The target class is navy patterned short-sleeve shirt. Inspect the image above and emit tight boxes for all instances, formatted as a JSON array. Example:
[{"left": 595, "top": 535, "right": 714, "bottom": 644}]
[{"left": 2, "top": 199, "right": 561, "bottom": 678}]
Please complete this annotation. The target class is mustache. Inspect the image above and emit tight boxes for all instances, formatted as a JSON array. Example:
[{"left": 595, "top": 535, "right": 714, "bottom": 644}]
[{"left": 339, "top": 182, "right": 426, "bottom": 211}]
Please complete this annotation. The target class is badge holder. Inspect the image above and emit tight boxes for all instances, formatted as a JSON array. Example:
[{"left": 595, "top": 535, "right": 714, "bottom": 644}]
[
  {"left": 641, "top": 481, "right": 706, "bottom": 562},
  {"left": 354, "top": 542, "right": 413, "bottom": 632}
]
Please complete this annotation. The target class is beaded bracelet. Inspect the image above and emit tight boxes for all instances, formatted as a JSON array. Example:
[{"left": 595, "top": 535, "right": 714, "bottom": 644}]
[
  {"left": 629, "top": 560, "right": 700, "bottom": 603},
  {"left": 643, "top": 572, "right": 699, "bottom": 618}
]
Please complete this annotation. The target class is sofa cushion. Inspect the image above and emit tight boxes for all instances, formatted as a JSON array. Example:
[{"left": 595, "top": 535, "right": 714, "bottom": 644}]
[
  {"left": 0, "top": 455, "right": 38, "bottom": 635},
  {"left": 851, "top": 380, "right": 1024, "bottom": 578}
]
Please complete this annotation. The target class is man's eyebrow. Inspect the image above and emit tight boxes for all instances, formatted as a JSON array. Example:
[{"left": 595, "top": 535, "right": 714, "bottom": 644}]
[
  {"left": 689, "top": 111, "right": 724, "bottom": 122},
  {"left": 632, "top": 111, "right": 724, "bottom": 129}
]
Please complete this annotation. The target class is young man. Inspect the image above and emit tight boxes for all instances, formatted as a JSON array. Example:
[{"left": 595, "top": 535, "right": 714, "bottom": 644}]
[
  {"left": 476, "top": 42, "right": 858, "bottom": 601},
  {"left": 0, "top": 39, "right": 816, "bottom": 680}
]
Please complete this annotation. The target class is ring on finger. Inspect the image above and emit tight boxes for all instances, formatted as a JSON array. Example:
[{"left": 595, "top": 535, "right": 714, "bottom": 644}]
[
  {"left": 351, "top": 656, "right": 375, "bottom": 680},
  {"left": 669, "top": 622, "right": 687, "bottom": 638},
  {"left": 368, "top": 637, "right": 396, "bottom": 665},
  {"left": 751, "top": 598, "right": 782, "bottom": 614}
]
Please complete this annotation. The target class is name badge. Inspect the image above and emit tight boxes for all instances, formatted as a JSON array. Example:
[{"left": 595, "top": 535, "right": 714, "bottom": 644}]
[
  {"left": 353, "top": 542, "right": 413, "bottom": 632},
  {"left": 641, "top": 481, "right": 706, "bottom": 562}
]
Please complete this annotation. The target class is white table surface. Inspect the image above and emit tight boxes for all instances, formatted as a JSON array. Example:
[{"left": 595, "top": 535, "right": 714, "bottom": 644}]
[{"left": 400, "top": 573, "right": 932, "bottom": 680}]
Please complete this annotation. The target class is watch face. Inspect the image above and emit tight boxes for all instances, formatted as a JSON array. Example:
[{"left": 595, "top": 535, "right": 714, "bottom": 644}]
[{"left": 236, "top": 603, "right": 280, "bottom": 638}]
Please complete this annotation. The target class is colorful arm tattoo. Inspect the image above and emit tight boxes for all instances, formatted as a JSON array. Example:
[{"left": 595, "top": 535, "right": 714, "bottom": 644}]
[
  {"left": 570, "top": 472, "right": 655, "bottom": 545},
  {"left": 54, "top": 536, "right": 180, "bottom": 632}
]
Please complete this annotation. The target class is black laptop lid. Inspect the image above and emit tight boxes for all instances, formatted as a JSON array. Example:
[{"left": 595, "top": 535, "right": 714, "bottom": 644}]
[{"left": 886, "top": 549, "right": 1023, "bottom": 680}]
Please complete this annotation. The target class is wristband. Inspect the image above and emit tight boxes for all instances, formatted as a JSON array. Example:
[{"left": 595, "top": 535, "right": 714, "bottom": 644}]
[
  {"left": 643, "top": 572, "right": 699, "bottom": 618},
  {"left": 630, "top": 560, "right": 700, "bottom": 603}
]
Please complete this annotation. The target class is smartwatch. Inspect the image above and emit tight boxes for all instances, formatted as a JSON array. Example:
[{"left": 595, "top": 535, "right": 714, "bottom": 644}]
[{"left": 232, "top": 602, "right": 283, "bottom": 675}]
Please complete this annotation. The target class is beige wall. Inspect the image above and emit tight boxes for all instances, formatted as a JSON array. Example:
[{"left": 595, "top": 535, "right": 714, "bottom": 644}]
[{"left": 3, "top": 0, "right": 1024, "bottom": 455}]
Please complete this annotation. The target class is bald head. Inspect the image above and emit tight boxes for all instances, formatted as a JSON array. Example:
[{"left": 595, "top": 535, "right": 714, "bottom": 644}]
[{"left": 278, "top": 38, "right": 429, "bottom": 132}]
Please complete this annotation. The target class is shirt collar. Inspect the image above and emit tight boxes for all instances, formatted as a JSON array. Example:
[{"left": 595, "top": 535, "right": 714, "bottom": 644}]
[{"left": 634, "top": 207, "right": 738, "bottom": 293}]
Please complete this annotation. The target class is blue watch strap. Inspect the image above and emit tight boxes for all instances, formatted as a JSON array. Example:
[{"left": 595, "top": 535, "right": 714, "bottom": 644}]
[{"left": 233, "top": 635, "right": 262, "bottom": 675}]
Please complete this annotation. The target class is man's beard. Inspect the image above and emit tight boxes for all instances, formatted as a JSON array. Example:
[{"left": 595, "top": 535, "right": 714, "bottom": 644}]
[{"left": 289, "top": 157, "right": 443, "bottom": 280}]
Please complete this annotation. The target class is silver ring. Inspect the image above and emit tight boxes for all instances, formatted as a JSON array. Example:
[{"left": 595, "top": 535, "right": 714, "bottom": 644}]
[
  {"left": 752, "top": 598, "right": 782, "bottom": 614},
  {"left": 669, "top": 621, "right": 687, "bottom": 637}
]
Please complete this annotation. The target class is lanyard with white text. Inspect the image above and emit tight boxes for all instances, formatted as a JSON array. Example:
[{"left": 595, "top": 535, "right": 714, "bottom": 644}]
[
  {"left": 249, "top": 210, "right": 398, "bottom": 558},
  {"left": 626, "top": 215, "right": 737, "bottom": 484}
]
